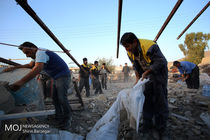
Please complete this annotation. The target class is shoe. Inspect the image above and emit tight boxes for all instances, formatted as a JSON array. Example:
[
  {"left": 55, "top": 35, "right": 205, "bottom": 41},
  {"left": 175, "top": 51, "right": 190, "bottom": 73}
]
[
  {"left": 59, "top": 121, "right": 71, "bottom": 130},
  {"left": 139, "top": 123, "right": 153, "bottom": 133},
  {"left": 55, "top": 119, "right": 71, "bottom": 130},
  {"left": 159, "top": 129, "right": 171, "bottom": 140},
  {"left": 138, "top": 129, "right": 154, "bottom": 140}
]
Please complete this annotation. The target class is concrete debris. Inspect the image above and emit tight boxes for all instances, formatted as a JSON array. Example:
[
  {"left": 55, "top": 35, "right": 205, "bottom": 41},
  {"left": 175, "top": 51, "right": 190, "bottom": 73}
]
[{"left": 200, "top": 112, "right": 210, "bottom": 128}]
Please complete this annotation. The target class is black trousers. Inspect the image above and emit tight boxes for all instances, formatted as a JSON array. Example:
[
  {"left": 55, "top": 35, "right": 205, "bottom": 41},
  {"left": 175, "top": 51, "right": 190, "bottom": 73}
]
[
  {"left": 79, "top": 77, "right": 90, "bottom": 97},
  {"left": 93, "top": 78, "right": 102, "bottom": 94},
  {"left": 143, "top": 80, "right": 169, "bottom": 132},
  {"left": 101, "top": 74, "right": 107, "bottom": 89},
  {"left": 186, "top": 65, "right": 199, "bottom": 89}
]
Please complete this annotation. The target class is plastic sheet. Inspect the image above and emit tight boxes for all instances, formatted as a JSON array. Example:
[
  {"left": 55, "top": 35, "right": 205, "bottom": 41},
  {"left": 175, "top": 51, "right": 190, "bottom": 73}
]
[{"left": 86, "top": 79, "right": 149, "bottom": 140}]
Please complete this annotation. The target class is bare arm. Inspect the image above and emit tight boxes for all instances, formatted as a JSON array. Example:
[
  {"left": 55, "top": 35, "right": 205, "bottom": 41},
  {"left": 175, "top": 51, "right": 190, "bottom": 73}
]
[
  {"left": 141, "top": 69, "right": 152, "bottom": 81},
  {"left": 3, "top": 61, "right": 35, "bottom": 72},
  {"left": 134, "top": 70, "right": 140, "bottom": 85},
  {"left": 9, "top": 62, "right": 44, "bottom": 91}
]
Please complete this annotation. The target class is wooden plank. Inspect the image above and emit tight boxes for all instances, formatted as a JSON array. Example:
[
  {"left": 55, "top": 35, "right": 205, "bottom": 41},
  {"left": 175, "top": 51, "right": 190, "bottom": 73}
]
[
  {"left": 171, "top": 113, "right": 190, "bottom": 121},
  {"left": 0, "top": 109, "right": 55, "bottom": 121}
]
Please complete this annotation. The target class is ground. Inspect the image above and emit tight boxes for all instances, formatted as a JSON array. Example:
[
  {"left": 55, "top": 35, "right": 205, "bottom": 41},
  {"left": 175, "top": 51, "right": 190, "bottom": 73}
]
[
  {"left": 1, "top": 74, "right": 210, "bottom": 140},
  {"left": 45, "top": 78, "right": 210, "bottom": 140}
]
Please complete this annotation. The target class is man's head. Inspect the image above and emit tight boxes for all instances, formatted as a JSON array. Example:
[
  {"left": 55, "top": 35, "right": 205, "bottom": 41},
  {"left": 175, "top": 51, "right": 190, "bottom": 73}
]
[
  {"left": 173, "top": 61, "right": 180, "bottom": 68},
  {"left": 94, "top": 61, "right": 98, "bottom": 66},
  {"left": 125, "top": 63, "right": 127, "bottom": 66},
  {"left": 83, "top": 58, "right": 88, "bottom": 65},
  {"left": 120, "top": 32, "right": 138, "bottom": 53},
  {"left": 19, "top": 42, "right": 38, "bottom": 59}
]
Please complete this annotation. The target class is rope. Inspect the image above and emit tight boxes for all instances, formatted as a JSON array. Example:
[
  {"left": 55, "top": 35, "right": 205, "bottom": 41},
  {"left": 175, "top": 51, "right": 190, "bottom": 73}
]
[{"left": 0, "top": 42, "right": 70, "bottom": 53}]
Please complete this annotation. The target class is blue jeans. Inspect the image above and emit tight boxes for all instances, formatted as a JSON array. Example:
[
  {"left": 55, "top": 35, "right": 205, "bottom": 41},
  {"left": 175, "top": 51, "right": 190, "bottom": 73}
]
[{"left": 52, "top": 74, "right": 72, "bottom": 121}]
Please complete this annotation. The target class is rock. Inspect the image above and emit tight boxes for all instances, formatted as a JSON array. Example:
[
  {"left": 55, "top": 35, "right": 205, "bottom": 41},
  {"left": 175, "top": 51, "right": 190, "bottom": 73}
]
[
  {"left": 200, "top": 112, "right": 210, "bottom": 128},
  {"left": 184, "top": 111, "right": 192, "bottom": 118},
  {"left": 169, "top": 98, "right": 176, "bottom": 104}
]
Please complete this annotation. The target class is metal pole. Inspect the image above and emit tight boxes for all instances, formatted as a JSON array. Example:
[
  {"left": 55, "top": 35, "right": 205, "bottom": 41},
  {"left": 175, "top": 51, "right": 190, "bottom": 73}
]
[
  {"left": 154, "top": 0, "right": 183, "bottom": 42},
  {"left": 0, "top": 57, "right": 21, "bottom": 66},
  {"left": 15, "top": 0, "right": 82, "bottom": 69},
  {"left": 177, "top": 1, "right": 210, "bottom": 40},
  {"left": 116, "top": 0, "right": 123, "bottom": 58}
]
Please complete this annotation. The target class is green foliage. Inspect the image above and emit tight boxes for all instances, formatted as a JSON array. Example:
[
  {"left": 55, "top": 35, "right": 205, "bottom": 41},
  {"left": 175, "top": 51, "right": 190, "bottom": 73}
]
[
  {"left": 97, "top": 57, "right": 115, "bottom": 73},
  {"left": 179, "top": 32, "right": 210, "bottom": 65}
]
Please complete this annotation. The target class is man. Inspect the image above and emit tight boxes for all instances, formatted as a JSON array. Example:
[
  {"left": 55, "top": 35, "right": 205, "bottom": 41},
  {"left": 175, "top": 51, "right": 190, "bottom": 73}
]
[
  {"left": 3, "top": 42, "right": 72, "bottom": 130},
  {"left": 120, "top": 32, "right": 169, "bottom": 139},
  {"left": 78, "top": 58, "right": 90, "bottom": 97},
  {"left": 100, "top": 63, "right": 110, "bottom": 90},
  {"left": 173, "top": 61, "right": 199, "bottom": 89},
  {"left": 122, "top": 63, "right": 130, "bottom": 82},
  {"left": 91, "top": 61, "right": 103, "bottom": 94}
]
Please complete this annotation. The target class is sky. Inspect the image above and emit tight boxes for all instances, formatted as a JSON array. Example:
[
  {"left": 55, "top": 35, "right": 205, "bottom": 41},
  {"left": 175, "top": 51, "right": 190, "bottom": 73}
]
[{"left": 0, "top": 0, "right": 210, "bottom": 67}]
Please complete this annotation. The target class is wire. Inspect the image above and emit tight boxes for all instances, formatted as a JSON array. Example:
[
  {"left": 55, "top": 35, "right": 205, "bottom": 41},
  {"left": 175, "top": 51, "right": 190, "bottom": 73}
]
[{"left": 0, "top": 42, "right": 70, "bottom": 53}]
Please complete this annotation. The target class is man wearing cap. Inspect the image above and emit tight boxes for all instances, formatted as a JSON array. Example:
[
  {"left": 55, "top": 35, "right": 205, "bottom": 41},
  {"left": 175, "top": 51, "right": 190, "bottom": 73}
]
[
  {"left": 120, "top": 32, "right": 169, "bottom": 139},
  {"left": 173, "top": 61, "right": 199, "bottom": 89},
  {"left": 78, "top": 58, "right": 90, "bottom": 97},
  {"left": 3, "top": 42, "right": 72, "bottom": 130},
  {"left": 90, "top": 61, "right": 103, "bottom": 94},
  {"left": 122, "top": 63, "right": 130, "bottom": 82},
  {"left": 100, "top": 63, "right": 110, "bottom": 90}
]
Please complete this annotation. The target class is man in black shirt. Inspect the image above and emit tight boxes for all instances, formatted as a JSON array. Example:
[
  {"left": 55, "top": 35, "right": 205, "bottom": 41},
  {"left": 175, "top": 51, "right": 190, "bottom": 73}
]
[{"left": 79, "top": 58, "right": 90, "bottom": 97}]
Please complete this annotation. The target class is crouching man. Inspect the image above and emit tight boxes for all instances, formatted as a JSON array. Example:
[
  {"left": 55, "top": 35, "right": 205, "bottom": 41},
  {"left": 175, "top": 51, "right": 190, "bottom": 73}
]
[{"left": 3, "top": 42, "right": 72, "bottom": 130}]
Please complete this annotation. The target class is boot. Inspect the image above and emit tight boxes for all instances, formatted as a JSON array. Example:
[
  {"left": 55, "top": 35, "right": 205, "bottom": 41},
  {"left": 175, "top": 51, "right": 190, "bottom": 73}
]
[{"left": 159, "top": 128, "right": 171, "bottom": 140}]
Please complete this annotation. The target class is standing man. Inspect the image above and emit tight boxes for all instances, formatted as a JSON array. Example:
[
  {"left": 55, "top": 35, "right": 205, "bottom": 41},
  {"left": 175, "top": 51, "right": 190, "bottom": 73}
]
[
  {"left": 120, "top": 32, "right": 169, "bottom": 139},
  {"left": 79, "top": 58, "right": 90, "bottom": 97},
  {"left": 3, "top": 42, "right": 72, "bottom": 130},
  {"left": 173, "top": 61, "right": 199, "bottom": 89},
  {"left": 122, "top": 63, "right": 130, "bottom": 82},
  {"left": 91, "top": 61, "right": 103, "bottom": 94},
  {"left": 100, "top": 63, "right": 110, "bottom": 90}
]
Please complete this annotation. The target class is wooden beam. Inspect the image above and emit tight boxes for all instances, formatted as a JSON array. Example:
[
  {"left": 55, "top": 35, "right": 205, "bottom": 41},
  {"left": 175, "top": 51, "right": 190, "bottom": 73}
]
[
  {"left": 177, "top": 1, "right": 210, "bottom": 40},
  {"left": 116, "top": 0, "right": 123, "bottom": 58},
  {"left": 154, "top": 0, "right": 183, "bottom": 42},
  {"left": 0, "top": 57, "right": 21, "bottom": 66}
]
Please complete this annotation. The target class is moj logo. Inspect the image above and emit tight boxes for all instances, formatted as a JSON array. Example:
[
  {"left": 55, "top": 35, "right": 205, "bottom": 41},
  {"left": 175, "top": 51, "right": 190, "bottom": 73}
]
[{"left": 5, "top": 124, "right": 22, "bottom": 131}]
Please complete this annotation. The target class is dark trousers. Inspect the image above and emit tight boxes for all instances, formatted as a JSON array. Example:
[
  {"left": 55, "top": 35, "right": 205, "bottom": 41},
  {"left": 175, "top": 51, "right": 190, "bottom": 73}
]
[
  {"left": 101, "top": 74, "right": 107, "bottom": 89},
  {"left": 79, "top": 77, "right": 90, "bottom": 97},
  {"left": 93, "top": 78, "right": 102, "bottom": 94},
  {"left": 186, "top": 66, "right": 199, "bottom": 89},
  {"left": 143, "top": 80, "right": 169, "bottom": 131},
  {"left": 124, "top": 73, "right": 129, "bottom": 82},
  {"left": 52, "top": 75, "right": 72, "bottom": 122}
]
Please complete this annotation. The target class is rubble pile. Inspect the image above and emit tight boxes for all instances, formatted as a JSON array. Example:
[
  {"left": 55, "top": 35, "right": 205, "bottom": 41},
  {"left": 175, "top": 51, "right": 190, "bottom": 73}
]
[
  {"left": 1, "top": 67, "right": 210, "bottom": 139},
  {"left": 67, "top": 74, "right": 210, "bottom": 139}
]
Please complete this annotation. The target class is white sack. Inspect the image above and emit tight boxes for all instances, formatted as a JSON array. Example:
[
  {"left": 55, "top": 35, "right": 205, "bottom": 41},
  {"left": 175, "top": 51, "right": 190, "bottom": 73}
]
[{"left": 86, "top": 79, "right": 149, "bottom": 140}]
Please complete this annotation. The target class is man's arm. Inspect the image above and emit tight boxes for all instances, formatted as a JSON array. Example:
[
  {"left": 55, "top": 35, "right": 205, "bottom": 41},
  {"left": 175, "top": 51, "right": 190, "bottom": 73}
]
[
  {"left": 105, "top": 66, "right": 111, "bottom": 73},
  {"left": 134, "top": 70, "right": 140, "bottom": 84},
  {"left": 9, "top": 62, "right": 44, "bottom": 91},
  {"left": 3, "top": 61, "right": 35, "bottom": 72},
  {"left": 147, "top": 45, "right": 167, "bottom": 74},
  {"left": 90, "top": 69, "right": 95, "bottom": 79}
]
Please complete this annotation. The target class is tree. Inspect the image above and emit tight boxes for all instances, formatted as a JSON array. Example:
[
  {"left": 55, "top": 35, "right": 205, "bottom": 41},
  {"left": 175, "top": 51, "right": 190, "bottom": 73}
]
[
  {"left": 179, "top": 32, "right": 210, "bottom": 64},
  {"left": 97, "top": 57, "right": 115, "bottom": 73}
]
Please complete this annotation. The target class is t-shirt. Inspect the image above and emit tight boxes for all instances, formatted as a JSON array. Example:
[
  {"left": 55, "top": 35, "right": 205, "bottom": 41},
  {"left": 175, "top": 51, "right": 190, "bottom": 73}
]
[
  {"left": 178, "top": 61, "right": 196, "bottom": 74},
  {"left": 33, "top": 48, "right": 70, "bottom": 79}
]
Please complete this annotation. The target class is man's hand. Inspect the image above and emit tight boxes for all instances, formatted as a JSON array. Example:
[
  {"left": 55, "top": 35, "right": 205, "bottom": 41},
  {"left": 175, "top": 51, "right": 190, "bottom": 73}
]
[
  {"left": 9, "top": 80, "right": 24, "bottom": 92},
  {"left": 182, "top": 77, "right": 187, "bottom": 82},
  {"left": 141, "top": 69, "right": 151, "bottom": 81}
]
